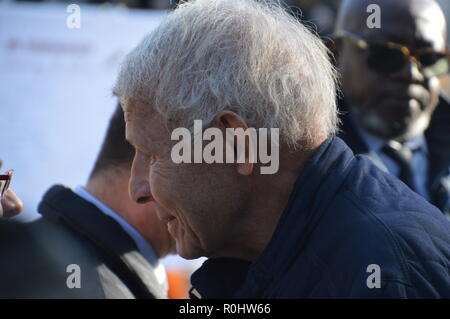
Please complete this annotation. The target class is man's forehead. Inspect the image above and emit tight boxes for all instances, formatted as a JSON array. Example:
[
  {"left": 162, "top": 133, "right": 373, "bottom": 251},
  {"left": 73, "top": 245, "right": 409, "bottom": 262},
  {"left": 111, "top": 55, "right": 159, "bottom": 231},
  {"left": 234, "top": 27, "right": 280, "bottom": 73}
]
[
  {"left": 367, "top": 13, "right": 445, "bottom": 51},
  {"left": 121, "top": 99, "right": 170, "bottom": 146},
  {"left": 339, "top": 0, "right": 446, "bottom": 50}
]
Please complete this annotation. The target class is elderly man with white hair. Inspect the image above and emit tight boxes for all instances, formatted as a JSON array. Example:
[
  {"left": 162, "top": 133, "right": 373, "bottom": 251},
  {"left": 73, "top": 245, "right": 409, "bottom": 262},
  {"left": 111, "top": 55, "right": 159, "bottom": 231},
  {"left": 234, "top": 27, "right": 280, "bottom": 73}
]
[{"left": 114, "top": 0, "right": 450, "bottom": 298}]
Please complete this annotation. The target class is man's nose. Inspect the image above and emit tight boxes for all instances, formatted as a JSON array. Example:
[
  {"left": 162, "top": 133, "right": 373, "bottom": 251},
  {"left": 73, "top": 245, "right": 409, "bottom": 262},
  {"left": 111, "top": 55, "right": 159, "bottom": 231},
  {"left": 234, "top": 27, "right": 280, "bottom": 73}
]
[
  {"left": 129, "top": 153, "right": 153, "bottom": 204},
  {"left": 392, "top": 57, "right": 425, "bottom": 83}
]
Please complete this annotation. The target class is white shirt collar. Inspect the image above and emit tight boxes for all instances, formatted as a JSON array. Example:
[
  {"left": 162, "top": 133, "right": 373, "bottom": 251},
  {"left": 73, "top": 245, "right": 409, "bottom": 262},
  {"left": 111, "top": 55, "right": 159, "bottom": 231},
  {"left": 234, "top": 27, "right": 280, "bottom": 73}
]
[{"left": 74, "top": 185, "right": 167, "bottom": 288}]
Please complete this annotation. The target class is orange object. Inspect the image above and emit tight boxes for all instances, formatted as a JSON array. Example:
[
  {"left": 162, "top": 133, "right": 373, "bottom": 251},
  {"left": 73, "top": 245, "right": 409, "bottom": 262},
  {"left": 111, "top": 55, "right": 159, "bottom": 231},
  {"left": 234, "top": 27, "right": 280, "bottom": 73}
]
[{"left": 166, "top": 269, "right": 190, "bottom": 299}]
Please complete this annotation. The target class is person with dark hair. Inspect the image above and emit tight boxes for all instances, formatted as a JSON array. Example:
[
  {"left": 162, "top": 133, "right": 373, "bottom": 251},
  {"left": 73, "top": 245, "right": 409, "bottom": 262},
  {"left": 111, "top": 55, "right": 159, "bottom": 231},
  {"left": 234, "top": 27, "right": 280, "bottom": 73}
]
[
  {"left": 0, "top": 105, "right": 176, "bottom": 298},
  {"left": 334, "top": 0, "right": 450, "bottom": 215}
]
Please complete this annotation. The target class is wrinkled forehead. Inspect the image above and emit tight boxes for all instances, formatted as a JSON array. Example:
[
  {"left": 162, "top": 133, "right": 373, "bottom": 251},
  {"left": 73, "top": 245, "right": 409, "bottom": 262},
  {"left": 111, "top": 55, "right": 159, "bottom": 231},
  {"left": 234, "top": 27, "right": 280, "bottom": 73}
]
[
  {"left": 120, "top": 98, "right": 170, "bottom": 147},
  {"left": 121, "top": 98, "right": 156, "bottom": 136},
  {"left": 339, "top": 0, "right": 447, "bottom": 50}
]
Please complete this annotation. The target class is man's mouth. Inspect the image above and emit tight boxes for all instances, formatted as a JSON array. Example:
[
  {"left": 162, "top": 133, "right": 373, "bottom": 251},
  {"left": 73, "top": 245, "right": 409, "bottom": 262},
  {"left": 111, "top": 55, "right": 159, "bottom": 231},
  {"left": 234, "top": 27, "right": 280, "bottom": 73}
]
[
  {"left": 160, "top": 214, "right": 176, "bottom": 224},
  {"left": 158, "top": 210, "right": 179, "bottom": 235},
  {"left": 155, "top": 206, "right": 177, "bottom": 223},
  {"left": 167, "top": 215, "right": 176, "bottom": 223},
  {"left": 167, "top": 216, "right": 179, "bottom": 236}
]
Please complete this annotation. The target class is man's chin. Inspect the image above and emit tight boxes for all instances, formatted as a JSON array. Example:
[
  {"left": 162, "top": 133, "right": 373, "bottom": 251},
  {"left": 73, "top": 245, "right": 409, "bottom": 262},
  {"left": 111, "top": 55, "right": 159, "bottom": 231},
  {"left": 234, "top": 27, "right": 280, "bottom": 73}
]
[{"left": 175, "top": 241, "right": 205, "bottom": 260}]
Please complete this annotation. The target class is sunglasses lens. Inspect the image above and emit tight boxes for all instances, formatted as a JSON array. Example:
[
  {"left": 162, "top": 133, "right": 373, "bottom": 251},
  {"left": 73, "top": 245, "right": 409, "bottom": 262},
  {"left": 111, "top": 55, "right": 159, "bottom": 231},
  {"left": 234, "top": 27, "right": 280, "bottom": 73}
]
[
  {"left": 368, "top": 45, "right": 404, "bottom": 75},
  {"left": 419, "top": 52, "right": 440, "bottom": 66},
  {"left": 422, "top": 55, "right": 449, "bottom": 77}
]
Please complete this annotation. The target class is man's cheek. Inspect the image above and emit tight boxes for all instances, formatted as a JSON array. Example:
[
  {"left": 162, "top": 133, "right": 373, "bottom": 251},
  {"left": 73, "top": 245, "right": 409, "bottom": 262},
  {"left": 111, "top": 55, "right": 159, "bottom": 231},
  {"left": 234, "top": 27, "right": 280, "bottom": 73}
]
[
  {"left": 151, "top": 171, "right": 181, "bottom": 208},
  {"left": 149, "top": 172, "right": 168, "bottom": 205}
]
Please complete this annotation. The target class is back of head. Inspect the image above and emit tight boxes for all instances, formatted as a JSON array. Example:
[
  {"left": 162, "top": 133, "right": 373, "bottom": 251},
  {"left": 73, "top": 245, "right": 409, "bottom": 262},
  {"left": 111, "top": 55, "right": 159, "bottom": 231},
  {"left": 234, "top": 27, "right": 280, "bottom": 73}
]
[{"left": 114, "top": 0, "right": 339, "bottom": 148}]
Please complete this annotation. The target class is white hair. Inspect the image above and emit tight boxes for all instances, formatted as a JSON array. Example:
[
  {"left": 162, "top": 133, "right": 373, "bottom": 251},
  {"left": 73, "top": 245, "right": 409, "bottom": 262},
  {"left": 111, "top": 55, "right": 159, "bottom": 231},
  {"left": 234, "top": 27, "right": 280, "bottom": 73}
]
[{"left": 114, "top": 0, "right": 339, "bottom": 147}]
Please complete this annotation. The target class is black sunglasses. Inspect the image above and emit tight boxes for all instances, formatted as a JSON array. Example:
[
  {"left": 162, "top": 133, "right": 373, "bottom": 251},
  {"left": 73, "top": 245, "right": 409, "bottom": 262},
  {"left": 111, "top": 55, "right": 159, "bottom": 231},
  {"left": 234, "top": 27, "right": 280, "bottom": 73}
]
[{"left": 335, "top": 30, "right": 450, "bottom": 78}]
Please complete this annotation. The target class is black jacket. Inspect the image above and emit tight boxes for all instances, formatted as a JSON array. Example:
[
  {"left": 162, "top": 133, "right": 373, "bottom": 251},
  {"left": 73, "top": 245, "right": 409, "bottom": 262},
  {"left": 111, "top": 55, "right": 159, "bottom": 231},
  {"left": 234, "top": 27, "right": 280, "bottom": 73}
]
[
  {"left": 0, "top": 185, "right": 167, "bottom": 299},
  {"left": 338, "top": 95, "right": 450, "bottom": 215}
]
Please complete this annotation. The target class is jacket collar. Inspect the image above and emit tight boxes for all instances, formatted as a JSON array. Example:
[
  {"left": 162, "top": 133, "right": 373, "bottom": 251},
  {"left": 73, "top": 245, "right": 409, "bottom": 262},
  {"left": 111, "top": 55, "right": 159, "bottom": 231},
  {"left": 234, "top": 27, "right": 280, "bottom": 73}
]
[
  {"left": 190, "top": 258, "right": 252, "bottom": 299},
  {"left": 38, "top": 184, "right": 166, "bottom": 299}
]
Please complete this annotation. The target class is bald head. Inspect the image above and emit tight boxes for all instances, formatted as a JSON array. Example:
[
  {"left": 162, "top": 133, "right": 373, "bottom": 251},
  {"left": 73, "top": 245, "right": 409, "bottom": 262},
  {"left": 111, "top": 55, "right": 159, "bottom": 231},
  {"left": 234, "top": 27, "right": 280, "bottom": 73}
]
[{"left": 336, "top": 0, "right": 446, "bottom": 50}]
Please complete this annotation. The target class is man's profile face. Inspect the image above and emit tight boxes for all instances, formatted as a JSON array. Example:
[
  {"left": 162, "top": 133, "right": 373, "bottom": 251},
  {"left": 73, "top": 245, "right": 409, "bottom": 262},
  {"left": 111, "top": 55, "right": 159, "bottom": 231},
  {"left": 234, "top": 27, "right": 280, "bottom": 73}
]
[
  {"left": 122, "top": 100, "right": 251, "bottom": 259},
  {"left": 338, "top": 0, "right": 447, "bottom": 141}
]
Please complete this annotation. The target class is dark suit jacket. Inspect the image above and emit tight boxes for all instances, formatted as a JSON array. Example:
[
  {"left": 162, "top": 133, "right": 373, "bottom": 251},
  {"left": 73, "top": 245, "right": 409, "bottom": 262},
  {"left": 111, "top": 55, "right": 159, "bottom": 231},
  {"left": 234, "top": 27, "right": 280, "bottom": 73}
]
[
  {"left": 0, "top": 185, "right": 167, "bottom": 299},
  {"left": 338, "top": 95, "right": 450, "bottom": 215}
]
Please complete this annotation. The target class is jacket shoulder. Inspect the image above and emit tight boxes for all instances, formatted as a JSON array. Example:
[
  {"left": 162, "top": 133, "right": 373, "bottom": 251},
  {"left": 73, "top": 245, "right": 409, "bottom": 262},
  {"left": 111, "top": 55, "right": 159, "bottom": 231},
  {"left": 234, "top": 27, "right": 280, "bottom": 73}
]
[
  {"left": 317, "top": 156, "right": 450, "bottom": 297},
  {"left": 0, "top": 218, "right": 115, "bottom": 298}
]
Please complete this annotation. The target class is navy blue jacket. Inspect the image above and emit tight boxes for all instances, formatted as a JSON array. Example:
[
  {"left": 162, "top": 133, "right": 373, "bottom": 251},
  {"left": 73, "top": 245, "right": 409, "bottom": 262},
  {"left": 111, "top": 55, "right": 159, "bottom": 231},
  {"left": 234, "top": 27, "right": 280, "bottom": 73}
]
[{"left": 191, "top": 137, "right": 450, "bottom": 298}]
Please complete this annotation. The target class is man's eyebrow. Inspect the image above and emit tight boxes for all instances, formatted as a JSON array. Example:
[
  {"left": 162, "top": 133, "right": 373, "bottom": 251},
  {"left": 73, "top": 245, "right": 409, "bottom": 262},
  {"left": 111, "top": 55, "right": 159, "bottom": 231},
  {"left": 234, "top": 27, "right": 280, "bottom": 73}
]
[
  {"left": 122, "top": 100, "right": 137, "bottom": 114},
  {"left": 123, "top": 102, "right": 139, "bottom": 121}
]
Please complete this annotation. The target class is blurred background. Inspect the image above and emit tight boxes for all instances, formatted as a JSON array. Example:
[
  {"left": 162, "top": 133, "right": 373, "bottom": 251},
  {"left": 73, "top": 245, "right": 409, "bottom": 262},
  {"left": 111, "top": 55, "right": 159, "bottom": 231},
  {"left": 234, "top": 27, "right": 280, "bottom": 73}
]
[{"left": 1, "top": 0, "right": 449, "bottom": 298}]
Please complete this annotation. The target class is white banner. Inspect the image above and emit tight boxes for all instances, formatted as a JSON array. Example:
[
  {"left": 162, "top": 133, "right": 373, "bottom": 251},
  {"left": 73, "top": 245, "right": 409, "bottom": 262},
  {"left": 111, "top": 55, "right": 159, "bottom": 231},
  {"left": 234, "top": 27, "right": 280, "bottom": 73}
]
[{"left": 0, "top": 2, "right": 166, "bottom": 221}]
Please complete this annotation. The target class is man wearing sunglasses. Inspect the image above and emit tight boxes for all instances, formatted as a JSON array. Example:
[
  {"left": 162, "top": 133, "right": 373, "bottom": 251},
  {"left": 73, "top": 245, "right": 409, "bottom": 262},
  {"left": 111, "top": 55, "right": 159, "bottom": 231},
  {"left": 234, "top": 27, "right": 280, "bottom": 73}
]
[{"left": 335, "top": 0, "right": 450, "bottom": 215}]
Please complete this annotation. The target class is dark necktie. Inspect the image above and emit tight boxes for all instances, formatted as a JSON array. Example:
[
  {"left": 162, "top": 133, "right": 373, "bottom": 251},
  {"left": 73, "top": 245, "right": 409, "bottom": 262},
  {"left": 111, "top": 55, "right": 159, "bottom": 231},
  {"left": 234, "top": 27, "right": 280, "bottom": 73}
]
[{"left": 381, "top": 141, "right": 416, "bottom": 192}]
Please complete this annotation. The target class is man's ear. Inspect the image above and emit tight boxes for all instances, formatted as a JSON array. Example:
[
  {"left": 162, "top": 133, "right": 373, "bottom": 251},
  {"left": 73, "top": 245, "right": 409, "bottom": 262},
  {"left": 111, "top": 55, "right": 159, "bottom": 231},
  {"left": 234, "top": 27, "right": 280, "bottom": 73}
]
[{"left": 213, "top": 111, "right": 254, "bottom": 176}]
